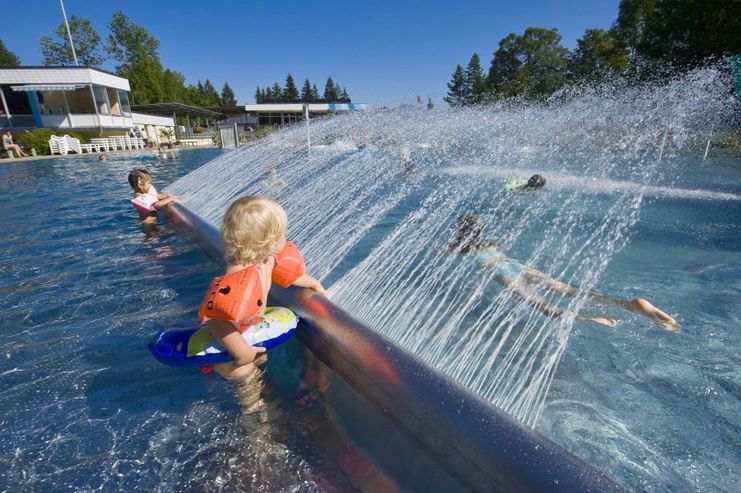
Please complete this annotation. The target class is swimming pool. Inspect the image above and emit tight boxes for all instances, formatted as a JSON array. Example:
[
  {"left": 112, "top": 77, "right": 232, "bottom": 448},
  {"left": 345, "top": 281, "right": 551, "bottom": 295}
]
[{"left": 1, "top": 81, "right": 739, "bottom": 492}]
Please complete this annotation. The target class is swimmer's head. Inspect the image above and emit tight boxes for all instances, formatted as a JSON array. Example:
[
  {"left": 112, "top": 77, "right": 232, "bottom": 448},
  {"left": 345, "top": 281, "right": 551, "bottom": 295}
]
[
  {"left": 98, "top": 154, "right": 107, "bottom": 161},
  {"left": 222, "top": 195, "right": 288, "bottom": 265},
  {"left": 128, "top": 168, "right": 152, "bottom": 193},
  {"left": 524, "top": 174, "right": 546, "bottom": 189},
  {"left": 450, "top": 214, "right": 485, "bottom": 252}
]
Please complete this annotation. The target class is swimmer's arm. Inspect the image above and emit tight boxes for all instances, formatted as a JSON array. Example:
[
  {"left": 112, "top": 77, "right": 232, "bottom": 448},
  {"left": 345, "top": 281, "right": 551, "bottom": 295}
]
[
  {"left": 207, "top": 319, "right": 266, "bottom": 366},
  {"left": 153, "top": 196, "right": 181, "bottom": 208},
  {"left": 292, "top": 273, "right": 328, "bottom": 297}
]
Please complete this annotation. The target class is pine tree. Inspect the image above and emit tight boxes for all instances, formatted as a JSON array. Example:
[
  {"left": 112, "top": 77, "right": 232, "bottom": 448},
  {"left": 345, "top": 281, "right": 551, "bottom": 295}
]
[
  {"left": 202, "top": 79, "right": 220, "bottom": 106},
  {"left": 255, "top": 86, "right": 262, "bottom": 103},
  {"left": 323, "top": 77, "right": 338, "bottom": 100},
  {"left": 300, "top": 79, "right": 313, "bottom": 100},
  {"left": 271, "top": 82, "right": 282, "bottom": 101},
  {"left": 283, "top": 73, "right": 299, "bottom": 100},
  {"left": 427, "top": 97, "right": 434, "bottom": 110},
  {"left": 464, "top": 53, "right": 487, "bottom": 104},
  {"left": 220, "top": 81, "right": 236, "bottom": 106},
  {"left": 311, "top": 84, "right": 319, "bottom": 99},
  {"left": 340, "top": 87, "right": 349, "bottom": 101},
  {"left": 444, "top": 65, "right": 467, "bottom": 107}
]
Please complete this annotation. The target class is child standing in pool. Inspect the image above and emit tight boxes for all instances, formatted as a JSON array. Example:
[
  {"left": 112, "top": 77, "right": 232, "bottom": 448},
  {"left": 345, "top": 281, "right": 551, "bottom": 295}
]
[
  {"left": 128, "top": 169, "right": 180, "bottom": 223},
  {"left": 202, "top": 196, "right": 327, "bottom": 381},
  {"left": 449, "top": 214, "right": 680, "bottom": 331}
]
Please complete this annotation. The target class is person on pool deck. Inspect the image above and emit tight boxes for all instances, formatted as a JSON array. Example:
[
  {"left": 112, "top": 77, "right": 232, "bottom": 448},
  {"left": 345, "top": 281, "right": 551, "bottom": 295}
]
[
  {"left": 448, "top": 214, "right": 680, "bottom": 331},
  {"left": 202, "top": 196, "right": 327, "bottom": 381},
  {"left": 2, "top": 130, "right": 27, "bottom": 157},
  {"left": 127, "top": 169, "right": 180, "bottom": 224}
]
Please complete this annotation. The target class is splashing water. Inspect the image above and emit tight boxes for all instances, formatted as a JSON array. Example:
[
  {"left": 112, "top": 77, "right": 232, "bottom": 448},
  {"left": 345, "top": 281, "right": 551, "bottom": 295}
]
[{"left": 167, "top": 64, "right": 738, "bottom": 430}]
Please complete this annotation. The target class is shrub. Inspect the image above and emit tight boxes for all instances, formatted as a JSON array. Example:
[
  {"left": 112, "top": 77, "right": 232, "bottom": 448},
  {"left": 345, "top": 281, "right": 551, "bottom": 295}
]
[
  {"left": 192, "top": 126, "right": 205, "bottom": 134},
  {"left": 14, "top": 129, "right": 88, "bottom": 155}
]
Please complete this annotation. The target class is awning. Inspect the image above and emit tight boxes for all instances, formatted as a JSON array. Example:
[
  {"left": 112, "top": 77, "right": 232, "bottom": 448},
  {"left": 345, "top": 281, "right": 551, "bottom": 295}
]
[
  {"left": 10, "top": 83, "right": 87, "bottom": 92},
  {"left": 130, "top": 102, "right": 222, "bottom": 119}
]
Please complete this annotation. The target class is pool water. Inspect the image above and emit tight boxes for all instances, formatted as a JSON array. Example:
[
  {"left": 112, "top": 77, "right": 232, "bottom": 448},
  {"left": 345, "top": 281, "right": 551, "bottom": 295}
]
[
  {"left": 1, "top": 146, "right": 739, "bottom": 492},
  {"left": 0, "top": 150, "right": 363, "bottom": 492}
]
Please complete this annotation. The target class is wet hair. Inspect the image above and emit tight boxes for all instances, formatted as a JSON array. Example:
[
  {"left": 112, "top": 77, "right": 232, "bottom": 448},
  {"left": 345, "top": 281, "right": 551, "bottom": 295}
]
[
  {"left": 449, "top": 214, "right": 485, "bottom": 253},
  {"left": 524, "top": 174, "right": 546, "bottom": 189},
  {"left": 128, "top": 169, "right": 152, "bottom": 193},
  {"left": 222, "top": 195, "right": 288, "bottom": 265}
]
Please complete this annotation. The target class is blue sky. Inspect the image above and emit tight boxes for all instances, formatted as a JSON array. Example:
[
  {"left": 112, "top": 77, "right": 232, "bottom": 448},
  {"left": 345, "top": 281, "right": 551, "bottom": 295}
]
[{"left": 4, "top": 0, "right": 620, "bottom": 105}]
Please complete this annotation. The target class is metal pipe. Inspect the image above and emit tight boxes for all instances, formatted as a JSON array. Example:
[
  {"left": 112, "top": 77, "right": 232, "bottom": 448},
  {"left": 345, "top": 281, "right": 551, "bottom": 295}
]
[{"left": 163, "top": 202, "right": 627, "bottom": 493}]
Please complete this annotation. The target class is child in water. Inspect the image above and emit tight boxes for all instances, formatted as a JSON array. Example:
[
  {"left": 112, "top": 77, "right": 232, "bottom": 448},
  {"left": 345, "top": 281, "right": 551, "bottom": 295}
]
[
  {"left": 202, "top": 196, "right": 327, "bottom": 380},
  {"left": 128, "top": 169, "right": 180, "bottom": 223},
  {"left": 449, "top": 214, "right": 680, "bottom": 331}
]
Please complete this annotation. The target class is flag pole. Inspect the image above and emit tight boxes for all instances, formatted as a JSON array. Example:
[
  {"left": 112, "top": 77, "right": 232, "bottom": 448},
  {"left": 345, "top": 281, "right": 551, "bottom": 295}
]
[{"left": 59, "top": 0, "right": 79, "bottom": 66}]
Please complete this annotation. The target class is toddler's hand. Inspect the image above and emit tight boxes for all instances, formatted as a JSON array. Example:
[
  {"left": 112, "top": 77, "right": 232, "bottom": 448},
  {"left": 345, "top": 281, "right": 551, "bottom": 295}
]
[{"left": 313, "top": 282, "right": 328, "bottom": 297}]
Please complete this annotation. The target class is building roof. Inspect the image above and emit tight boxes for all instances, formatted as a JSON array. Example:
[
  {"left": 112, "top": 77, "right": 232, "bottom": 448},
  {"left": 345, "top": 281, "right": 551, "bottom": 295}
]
[
  {"left": 130, "top": 102, "right": 222, "bottom": 119},
  {"left": 0, "top": 66, "right": 130, "bottom": 91},
  {"left": 242, "top": 103, "right": 368, "bottom": 113}
]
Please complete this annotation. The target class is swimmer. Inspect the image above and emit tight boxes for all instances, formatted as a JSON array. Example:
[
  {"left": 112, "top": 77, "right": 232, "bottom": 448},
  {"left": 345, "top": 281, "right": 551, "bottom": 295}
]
[
  {"left": 128, "top": 168, "right": 180, "bottom": 224},
  {"left": 505, "top": 174, "right": 546, "bottom": 192},
  {"left": 201, "top": 196, "right": 327, "bottom": 381},
  {"left": 449, "top": 214, "right": 680, "bottom": 331},
  {"left": 98, "top": 154, "right": 107, "bottom": 161},
  {"left": 261, "top": 165, "right": 287, "bottom": 189}
]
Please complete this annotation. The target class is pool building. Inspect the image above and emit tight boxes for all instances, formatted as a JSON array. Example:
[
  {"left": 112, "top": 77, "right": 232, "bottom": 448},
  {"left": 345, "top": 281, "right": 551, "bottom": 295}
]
[{"left": 0, "top": 66, "right": 175, "bottom": 142}]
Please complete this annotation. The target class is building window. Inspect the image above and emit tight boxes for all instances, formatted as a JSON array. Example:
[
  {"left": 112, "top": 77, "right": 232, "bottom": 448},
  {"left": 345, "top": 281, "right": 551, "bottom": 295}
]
[
  {"left": 107, "top": 88, "right": 121, "bottom": 116},
  {"left": 1, "top": 85, "right": 32, "bottom": 115},
  {"left": 93, "top": 86, "right": 110, "bottom": 115},
  {"left": 36, "top": 91, "right": 66, "bottom": 115},
  {"left": 66, "top": 87, "right": 96, "bottom": 114},
  {"left": 117, "top": 91, "right": 131, "bottom": 116}
]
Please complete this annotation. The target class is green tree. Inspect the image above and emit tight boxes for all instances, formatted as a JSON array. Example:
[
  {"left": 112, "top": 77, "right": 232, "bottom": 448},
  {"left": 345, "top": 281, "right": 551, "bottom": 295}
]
[
  {"left": 613, "top": 0, "right": 741, "bottom": 68},
  {"left": 255, "top": 86, "right": 262, "bottom": 103},
  {"left": 283, "top": 73, "right": 299, "bottom": 100},
  {"left": 444, "top": 64, "right": 467, "bottom": 107},
  {"left": 464, "top": 53, "right": 487, "bottom": 104},
  {"left": 202, "top": 79, "right": 220, "bottom": 106},
  {"left": 487, "top": 27, "right": 569, "bottom": 100},
  {"left": 40, "top": 15, "right": 105, "bottom": 66},
  {"left": 220, "top": 82, "right": 236, "bottom": 105},
  {"left": 323, "top": 77, "right": 338, "bottom": 100},
  {"left": 122, "top": 58, "right": 164, "bottom": 104},
  {"left": 0, "top": 39, "right": 20, "bottom": 66},
  {"left": 340, "top": 87, "right": 350, "bottom": 100},
  {"left": 569, "top": 28, "right": 629, "bottom": 80},
  {"left": 311, "top": 84, "right": 319, "bottom": 99},
  {"left": 427, "top": 97, "right": 434, "bottom": 110},
  {"left": 271, "top": 82, "right": 282, "bottom": 100},
  {"left": 300, "top": 79, "right": 313, "bottom": 100},
  {"left": 106, "top": 12, "right": 160, "bottom": 72},
  {"left": 161, "top": 69, "right": 186, "bottom": 102}
]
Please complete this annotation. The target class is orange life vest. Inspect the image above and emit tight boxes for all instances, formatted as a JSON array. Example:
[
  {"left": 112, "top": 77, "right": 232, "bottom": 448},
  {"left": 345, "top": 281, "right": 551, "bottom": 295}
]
[
  {"left": 272, "top": 240, "right": 305, "bottom": 287},
  {"left": 197, "top": 266, "right": 263, "bottom": 332}
]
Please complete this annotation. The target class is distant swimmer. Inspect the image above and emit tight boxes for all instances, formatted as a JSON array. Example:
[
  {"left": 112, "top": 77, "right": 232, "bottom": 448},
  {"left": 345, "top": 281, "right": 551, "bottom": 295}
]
[
  {"left": 449, "top": 214, "right": 680, "bottom": 331},
  {"left": 505, "top": 174, "right": 546, "bottom": 192},
  {"left": 261, "top": 165, "right": 287, "bottom": 189},
  {"left": 98, "top": 154, "right": 107, "bottom": 161}
]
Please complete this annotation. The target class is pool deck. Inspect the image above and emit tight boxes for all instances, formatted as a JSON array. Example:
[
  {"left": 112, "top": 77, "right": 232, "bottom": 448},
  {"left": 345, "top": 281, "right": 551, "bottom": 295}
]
[{"left": 0, "top": 145, "right": 218, "bottom": 164}]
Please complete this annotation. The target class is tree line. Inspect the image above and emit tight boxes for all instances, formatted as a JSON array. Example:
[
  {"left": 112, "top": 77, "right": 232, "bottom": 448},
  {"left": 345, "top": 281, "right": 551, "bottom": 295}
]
[
  {"left": 255, "top": 74, "right": 350, "bottom": 103},
  {"left": 445, "top": 0, "right": 740, "bottom": 106},
  {"left": 0, "top": 13, "right": 237, "bottom": 106}
]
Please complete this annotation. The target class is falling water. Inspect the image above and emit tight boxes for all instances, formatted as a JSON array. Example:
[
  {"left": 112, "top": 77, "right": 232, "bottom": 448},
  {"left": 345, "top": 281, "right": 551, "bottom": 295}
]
[{"left": 167, "top": 64, "right": 739, "bottom": 428}]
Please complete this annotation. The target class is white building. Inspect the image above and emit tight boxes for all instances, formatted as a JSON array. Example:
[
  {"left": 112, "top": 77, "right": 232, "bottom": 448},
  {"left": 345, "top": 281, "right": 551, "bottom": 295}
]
[
  {"left": 238, "top": 102, "right": 368, "bottom": 126},
  {"left": 0, "top": 66, "right": 173, "bottom": 134}
]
